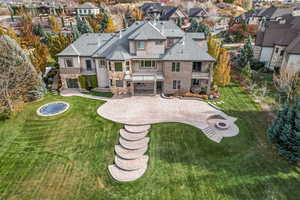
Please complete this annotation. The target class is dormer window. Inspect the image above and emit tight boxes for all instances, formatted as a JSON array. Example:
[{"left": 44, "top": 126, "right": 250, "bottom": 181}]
[{"left": 137, "top": 41, "right": 145, "bottom": 49}]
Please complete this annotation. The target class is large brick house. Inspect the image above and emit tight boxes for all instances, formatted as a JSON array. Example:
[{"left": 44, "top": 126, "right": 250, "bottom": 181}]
[{"left": 57, "top": 21, "right": 215, "bottom": 95}]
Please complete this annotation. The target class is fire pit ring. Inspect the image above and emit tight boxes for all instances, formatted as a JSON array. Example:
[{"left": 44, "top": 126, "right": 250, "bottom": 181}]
[{"left": 215, "top": 120, "right": 230, "bottom": 130}]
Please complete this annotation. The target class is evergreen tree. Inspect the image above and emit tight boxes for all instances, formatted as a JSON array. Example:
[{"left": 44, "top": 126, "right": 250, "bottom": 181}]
[
  {"left": 241, "top": 61, "right": 252, "bottom": 82},
  {"left": 71, "top": 26, "right": 81, "bottom": 40},
  {"left": 238, "top": 35, "right": 254, "bottom": 68},
  {"left": 268, "top": 102, "right": 300, "bottom": 164},
  {"left": 76, "top": 16, "right": 93, "bottom": 34},
  {"left": 33, "top": 23, "right": 46, "bottom": 38},
  {"left": 0, "top": 35, "right": 43, "bottom": 111},
  {"left": 214, "top": 48, "right": 231, "bottom": 86}
]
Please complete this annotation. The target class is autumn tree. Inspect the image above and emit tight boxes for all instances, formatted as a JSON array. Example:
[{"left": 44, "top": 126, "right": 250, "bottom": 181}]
[
  {"left": 30, "top": 40, "right": 49, "bottom": 73},
  {"left": 0, "top": 35, "right": 43, "bottom": 112},
  {"left": 48, "top": 15, "right": 61, "bottom": 33},
  {"left": 214, "top": 48, "right": 231, "bottom": 86},
  {"left": 132, "top": 7, "right": 143, "bottom": 21},
  {"left": 274, "top": 68, "right": 300, "bottom": 104},
  {"left": 47, "top": 33, "right": 73, "bottom": 61},
  {"left": 207, "top": 35, "right": 221, "bottom": 59},
  {"left": 104, "top": 17, "right": 117, "bottom": 33}
]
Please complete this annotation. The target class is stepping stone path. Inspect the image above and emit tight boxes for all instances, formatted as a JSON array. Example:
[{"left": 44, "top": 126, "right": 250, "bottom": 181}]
[{"left": 108, "top": 125, "right": 151, "bottom": 182}]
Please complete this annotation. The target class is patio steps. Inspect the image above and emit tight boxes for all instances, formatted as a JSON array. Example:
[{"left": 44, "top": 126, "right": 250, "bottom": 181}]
[
  {"left": 109, "top": 125, "right": 151, "bottom": 182},
  {"left": 202, "top": 127, "right": 222, "bottom": 143},
  {"left": 119, "top": 137, "right": 150, "bottom": 150},
  {"left": 124, "top": 125, "right": 151, "bottom": 133},
  {"left": 120, "top": 129, "right": 148, "bottom": 141}
]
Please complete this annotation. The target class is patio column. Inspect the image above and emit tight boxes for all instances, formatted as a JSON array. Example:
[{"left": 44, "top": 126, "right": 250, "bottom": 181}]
[
  {"left": 131, "top": 82, "right": 134, "bottom": 96},
  {"left": 154, "top": 80, "right": 157, "bottom": 95}
]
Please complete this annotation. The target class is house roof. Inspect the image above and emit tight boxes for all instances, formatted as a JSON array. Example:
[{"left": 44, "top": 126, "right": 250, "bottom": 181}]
[
  {"left": 128, "top": 22, "right": 166, "bottom": 40},
  {"left": 77, "top": 2, "right": 98, "bottom": 9},
  {"left": 58, "top": 20, "right": 214, "bottom": 62},
  {"left": 162, "top": 34, "right": 214, "bottom": 61},
  {"left": 188, "top": 8, "right": 207, "bottom": 18},
  {"left": 286, "top": 35, "right": 300, "bottom": 54},
  {"left": 140, "top": 3, "right": 184, "bottom": 20}
]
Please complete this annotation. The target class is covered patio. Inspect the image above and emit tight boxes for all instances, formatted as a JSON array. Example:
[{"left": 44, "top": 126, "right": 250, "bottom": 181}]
[{"left": 125, "top": 73, "right": 164, "bottom": 95}]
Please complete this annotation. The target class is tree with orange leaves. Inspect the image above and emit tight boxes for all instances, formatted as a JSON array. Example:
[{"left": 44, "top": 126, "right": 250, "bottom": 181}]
[{"left": 104, "top": 18, "right": 116, "bottom": 33}]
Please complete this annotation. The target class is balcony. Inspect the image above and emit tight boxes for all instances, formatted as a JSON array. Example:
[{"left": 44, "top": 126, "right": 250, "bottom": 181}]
[
  {"left": 192, "top": 72, "right": 210, "bottom": 79},
  {"left": 60, "top": 68, "right": 80, "bottom": 74}
]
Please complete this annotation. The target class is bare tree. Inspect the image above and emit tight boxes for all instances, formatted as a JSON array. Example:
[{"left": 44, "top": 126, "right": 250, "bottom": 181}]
[{"left": 273, "top": 67, "right": 300, "bottom": 103}]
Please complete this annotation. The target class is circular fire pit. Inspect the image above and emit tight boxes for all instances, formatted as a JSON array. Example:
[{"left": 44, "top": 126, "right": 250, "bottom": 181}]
[{"left": 215, "top": 120, "right": 230, "bottom": 130}]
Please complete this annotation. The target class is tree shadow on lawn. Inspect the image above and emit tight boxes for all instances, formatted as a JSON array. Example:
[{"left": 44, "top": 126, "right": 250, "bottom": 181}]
[{"left": 149, "top": 109, "right": 298, "bottom": 179}]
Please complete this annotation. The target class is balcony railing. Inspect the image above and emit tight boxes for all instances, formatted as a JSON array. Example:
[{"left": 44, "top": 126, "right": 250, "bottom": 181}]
[
  {"left": 60, "top": 68, "right": 81, "bottom": 74},
  {"left": 192, "top": 72, "right": 210, "bottom": 79}
]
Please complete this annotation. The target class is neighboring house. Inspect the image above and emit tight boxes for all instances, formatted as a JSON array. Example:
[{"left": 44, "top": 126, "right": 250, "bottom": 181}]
[
  {"left": 188, "top": 7, "right": 208, "bottom": 23},
  {"left": 76, "top": 2, "right": 99, "bottom": 16},
  {"left": 237, "top": 6, "right": 293, "bottom": 25},
  {"left": 57, "top": 21, "right": 215, "bottom": 95},
  {"left": 254, "top": 10, "right": 300, "bottom": 71},
  {"left": 140, "top": 3, "right": 186, "bottom": 24}
]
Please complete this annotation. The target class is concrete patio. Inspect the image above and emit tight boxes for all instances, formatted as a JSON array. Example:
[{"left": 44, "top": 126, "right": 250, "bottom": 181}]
[{"left": 98, "top": 96, "right": 239, "bottom": 143}]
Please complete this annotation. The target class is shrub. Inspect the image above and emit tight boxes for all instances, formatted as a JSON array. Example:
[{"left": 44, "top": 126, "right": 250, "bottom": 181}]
[
  {"left": 268, "top": 103, "right": 300, "bottom": 164},
  {"left": 251, "top": 59, "right": 265, "bottom": 70},
  {"left": 0, "top": 108, "right": 11, "bottom": 121}
]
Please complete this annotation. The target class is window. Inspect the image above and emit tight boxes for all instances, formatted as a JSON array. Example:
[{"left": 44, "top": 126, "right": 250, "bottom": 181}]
[
  {"left": 116, "top": 80, "right": 123, "bottom": 87},
  {"left": 173, "top": 80, "right": 181, "bottom": 89},
  {"left": 88, "top": 9, "right": 91, "bottom": 14},
  {"left": 172, "top": 62, "right": 180, "bottom": 72},
  {"left": 65, "top": 59, "right": 73, "bottom": 67},
  {"left": 155, "top": 40, "right": 163, "bottom": 45},
  {"left": 167, "top": 39, "right": 173, "bottom": 48},
  {"left": 115, "top": 62, "right": 123, "bottom": 72},
  {"left": 66, "top": 79, "right": 79, "bottom": 88},
  {"left": 126, "top": 61, "right": 130, "bottom": 71},
  {"left": 137, "top": 41, "right": 145, "bottom": 49},
  {"left": 280, "top": 50, "right": 284, "bottom": 56},
  {"left": 192, "top": 79, "right": 200, "bottom": 86},
  {"left": 140, "top": 60, "right": 156, "bottom": 68},
  {"left": 86, "top": 60, "right": 92, "bottom": 71},
  {"left": 192, "top": 62, "right": 202, "bottom": 72}
]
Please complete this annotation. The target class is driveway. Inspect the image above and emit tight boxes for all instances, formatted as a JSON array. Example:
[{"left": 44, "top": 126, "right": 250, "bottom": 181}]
[{"left": 97, "top": 96, "right": 239, "bottom": 143}]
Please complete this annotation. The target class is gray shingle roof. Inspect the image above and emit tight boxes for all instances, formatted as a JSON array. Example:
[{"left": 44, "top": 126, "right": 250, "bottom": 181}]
[
  {"left": 128, "top": 22, "right": 166, "bottom": 40},
  {"left": 77, "top": 2, "right": 98, "bottom": 9},
  {"left": 58, "top": 20, "right": 214, "bottom": 61},
  {"left": 188, "top": 8, "right": 207, "bottom": 17},
  {"left": 162, "top": 35, "right": 214, "bottom": 61},
  {"left": 57, "top": 33, "right": 113, "bottom": 57},
  {"left": 286, "top": 35, "right": 300, "bottom": 54}
]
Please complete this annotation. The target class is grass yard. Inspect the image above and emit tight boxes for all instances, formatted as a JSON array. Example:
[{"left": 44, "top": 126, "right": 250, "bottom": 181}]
[
  {"left": 0, "top": 83, "right": 299, "bottom": 200},
  {"left": 82, "top": 91, "right": 114, "bottom": 98}
]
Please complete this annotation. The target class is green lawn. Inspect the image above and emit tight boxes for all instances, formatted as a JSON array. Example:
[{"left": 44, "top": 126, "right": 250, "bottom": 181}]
[
  {"left": 82, "top": 91, "right": 114, "bottom": 98},
  {"left": 0, "top": 84, "right": 299, "bottom": 200}
]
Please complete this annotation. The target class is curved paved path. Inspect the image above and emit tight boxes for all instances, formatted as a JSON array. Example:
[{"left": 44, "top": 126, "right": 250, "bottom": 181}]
[{"left": 98, "top": 96, "right": 239, "bottom": 143}]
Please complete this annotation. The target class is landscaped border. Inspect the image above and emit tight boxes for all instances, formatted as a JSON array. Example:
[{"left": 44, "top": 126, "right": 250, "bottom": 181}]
[{"left": 36, "top": 101, "right": 70, "bottom": 117}]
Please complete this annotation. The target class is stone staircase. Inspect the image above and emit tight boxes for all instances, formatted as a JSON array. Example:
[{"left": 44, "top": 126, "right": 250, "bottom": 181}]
[
  {"left": 202, "top": 127, "right": 222, "bottom": 143},
  {"left": 108, "top": 125, "right": 151, "bottom": 182}
]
